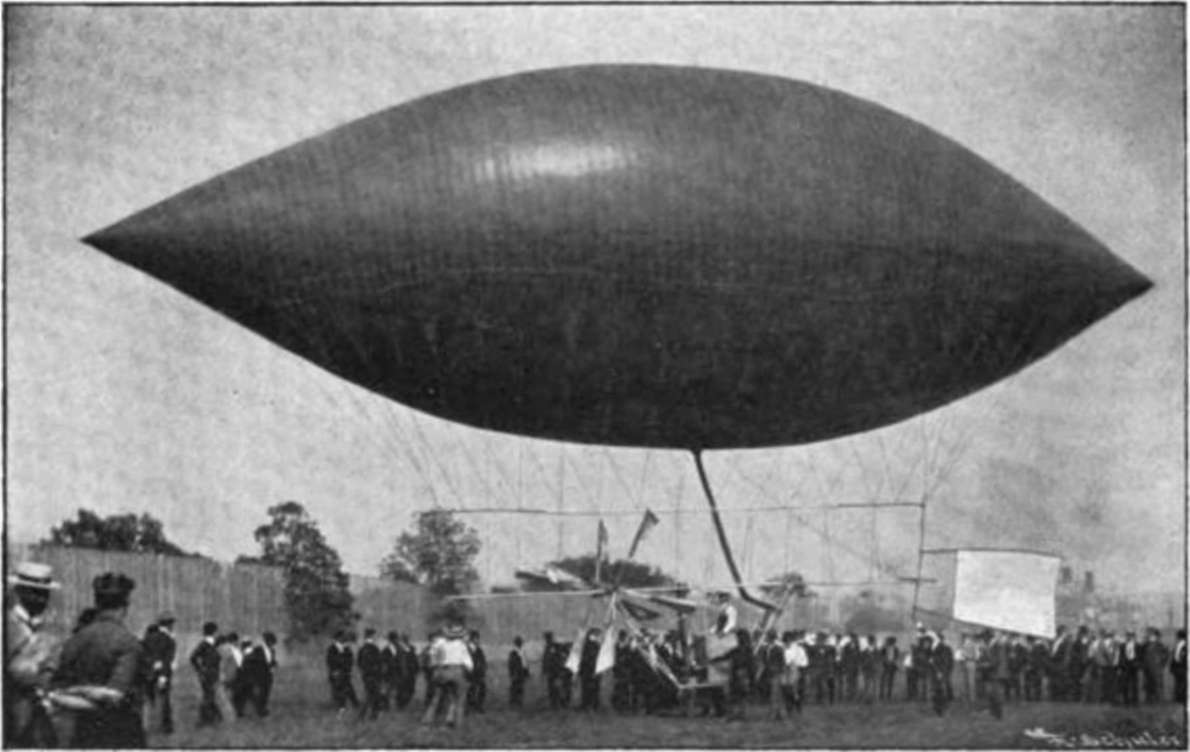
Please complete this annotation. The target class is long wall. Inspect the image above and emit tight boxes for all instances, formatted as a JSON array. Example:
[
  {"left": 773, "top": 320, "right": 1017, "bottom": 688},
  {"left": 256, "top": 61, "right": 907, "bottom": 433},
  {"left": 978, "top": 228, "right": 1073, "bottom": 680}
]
[{"left": 6, "top": 544, "right": 611, "bottom": 655}]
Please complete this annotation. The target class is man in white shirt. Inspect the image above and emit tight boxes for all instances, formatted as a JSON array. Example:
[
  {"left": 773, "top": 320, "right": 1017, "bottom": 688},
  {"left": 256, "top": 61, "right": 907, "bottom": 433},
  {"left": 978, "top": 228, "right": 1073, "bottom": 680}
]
[
  {"left": 781, "top": 630, "right": 809, "bottom": 715},
  {"left": 422, "top": 624, "right": 472, "bottom": 727}
]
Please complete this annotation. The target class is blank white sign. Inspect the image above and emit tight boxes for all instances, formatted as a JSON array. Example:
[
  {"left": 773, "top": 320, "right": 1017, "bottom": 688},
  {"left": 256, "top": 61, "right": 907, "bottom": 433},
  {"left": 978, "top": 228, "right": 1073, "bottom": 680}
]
[{"left": 953, "top": 550, "right": 1060, "bottom": 638}]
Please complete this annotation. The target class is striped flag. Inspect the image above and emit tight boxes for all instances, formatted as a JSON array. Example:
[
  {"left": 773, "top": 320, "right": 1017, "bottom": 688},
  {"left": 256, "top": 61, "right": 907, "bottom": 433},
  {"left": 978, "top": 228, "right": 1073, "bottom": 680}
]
[{"left": 626, "top": 509, "right": 660, "bottom": 560}]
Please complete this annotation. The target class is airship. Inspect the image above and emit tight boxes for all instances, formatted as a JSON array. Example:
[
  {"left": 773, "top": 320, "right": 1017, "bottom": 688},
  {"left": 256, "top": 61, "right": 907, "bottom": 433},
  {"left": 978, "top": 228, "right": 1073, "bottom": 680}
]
[{"left": 83, "top": 65, "right": 1151, "bottom": 451}]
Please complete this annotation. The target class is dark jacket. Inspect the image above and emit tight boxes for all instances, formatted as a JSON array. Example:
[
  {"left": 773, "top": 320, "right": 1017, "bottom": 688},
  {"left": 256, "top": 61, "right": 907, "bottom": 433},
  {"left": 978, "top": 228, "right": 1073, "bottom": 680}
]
[
  {"left": 190, "top": 639, "right": 220, "bottom": 687},
  {"left": 358, "top": 642, "right": 382, "bottom": 681},
  {"left": 56, "top": 611, "right": 145, "bottom": 703},
  {"left": 326, "top": 644, "right": 353, "bottom": 677},
  {"left": 142, "top": 629, "right": 176, "bottom": 679},
  {"left": 508, "top": 648, "right": 529, "bottom": 681},
  {"left": 241, "top": 643, "right": 276, "bottom": 684}
]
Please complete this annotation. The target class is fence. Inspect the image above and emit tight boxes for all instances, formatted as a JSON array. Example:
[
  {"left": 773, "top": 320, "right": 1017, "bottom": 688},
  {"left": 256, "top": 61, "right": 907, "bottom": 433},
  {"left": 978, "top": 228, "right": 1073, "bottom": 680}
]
[
  {"left": 8, "top": 544, "right": 928, "bottom": 660},
  {"left": 5, "top": 545, "right": 626, "bottom": 655},
  {"left": 6, "top": 543, "right": 288, "bottom": 640}
]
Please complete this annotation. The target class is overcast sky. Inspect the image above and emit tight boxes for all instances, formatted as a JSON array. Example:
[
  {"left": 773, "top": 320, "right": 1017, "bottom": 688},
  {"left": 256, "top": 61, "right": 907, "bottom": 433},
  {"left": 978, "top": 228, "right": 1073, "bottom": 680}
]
[{"left": 5, "top": 6, "right": 1184, "bottom": 596}]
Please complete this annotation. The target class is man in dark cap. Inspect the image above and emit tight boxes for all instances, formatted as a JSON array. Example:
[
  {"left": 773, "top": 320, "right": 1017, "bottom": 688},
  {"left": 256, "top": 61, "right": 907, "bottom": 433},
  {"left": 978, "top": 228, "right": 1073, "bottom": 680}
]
[
  {"left": 53, "top": 572, "right": 146, "bottom": 747},
  {"left": 326, "top": 630, "right": 358, "bottom": 715},
  {"left": 240, "top": 631, "right": 278, "bottom": 717},
  {"left": 508, "top": 636, "right": 530, "bottom": 709},
  {"left": 395, "top": 633, "right": 419, "bottom": 709},
  {"left": 357, "top": 628, "right": 383, "bottom": 720},
  {"left": 189, "top": 621, "right": 221, "bottom": 726},
  {"left": 465, "top": 630, "right": 487, "bottom": 714},
  {"left": 142, "top": 611, "right": 177, "bottom": 733}
]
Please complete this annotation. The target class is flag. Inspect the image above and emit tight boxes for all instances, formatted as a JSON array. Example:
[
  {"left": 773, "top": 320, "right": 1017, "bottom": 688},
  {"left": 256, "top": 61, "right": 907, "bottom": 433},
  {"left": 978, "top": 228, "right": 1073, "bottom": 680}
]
[
  {"left": 594, "top": 519, "right": 609, "bottom": 585},
  {"left": 626, "top": 509, "right": 660, "bottom": 560},
  {"left": 595, "top": 625, "right": 617, "bottom": 675},
  {"left": 564, "top": 628, "right": 584, "bottom": 675}
]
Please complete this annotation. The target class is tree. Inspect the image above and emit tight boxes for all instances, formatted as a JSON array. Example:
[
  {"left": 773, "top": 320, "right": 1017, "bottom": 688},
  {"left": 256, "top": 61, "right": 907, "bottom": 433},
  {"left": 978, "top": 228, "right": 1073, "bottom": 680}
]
[
  {"left": 380, "top": 510, "right": 481, "bottom": 597},
  {"left": 759, "top": 571, "right": 812, "bottom": 599},
  {"left": 47, "top": 509, "right": 192, "bottom": 556},
  {"left": 250, "top": 501, "right": 354, "bottom": 641}
]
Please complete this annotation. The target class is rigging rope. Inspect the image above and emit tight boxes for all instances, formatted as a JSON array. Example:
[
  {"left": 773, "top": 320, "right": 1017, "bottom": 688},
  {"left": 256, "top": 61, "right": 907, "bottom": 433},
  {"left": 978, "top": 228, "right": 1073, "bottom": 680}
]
[{"left": 691, "top": 450, "right": 776, "bottom": 612}]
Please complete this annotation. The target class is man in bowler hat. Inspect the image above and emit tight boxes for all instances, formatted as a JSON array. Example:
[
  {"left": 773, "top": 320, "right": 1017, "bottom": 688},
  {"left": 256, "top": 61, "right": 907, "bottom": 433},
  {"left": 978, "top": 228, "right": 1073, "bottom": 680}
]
[
  {"left": 189, "top": 621, "right": 222, "bottom": 726},
  {"left": 142, "top": 611, "right": 177, "bottom": 733}
]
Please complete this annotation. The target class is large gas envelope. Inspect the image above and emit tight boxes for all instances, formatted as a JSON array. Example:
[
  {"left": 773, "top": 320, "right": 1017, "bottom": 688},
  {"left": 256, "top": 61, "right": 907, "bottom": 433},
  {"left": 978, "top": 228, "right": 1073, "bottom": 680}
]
[{"left": 84, "top": 65, "right": 1151, "bottom": 450}]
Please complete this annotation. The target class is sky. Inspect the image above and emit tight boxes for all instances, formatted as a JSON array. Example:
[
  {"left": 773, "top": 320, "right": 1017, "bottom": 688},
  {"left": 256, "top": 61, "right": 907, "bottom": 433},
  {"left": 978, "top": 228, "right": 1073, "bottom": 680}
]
[{"left": 4, "top": 6, "right": 1185, "bottom": 598}]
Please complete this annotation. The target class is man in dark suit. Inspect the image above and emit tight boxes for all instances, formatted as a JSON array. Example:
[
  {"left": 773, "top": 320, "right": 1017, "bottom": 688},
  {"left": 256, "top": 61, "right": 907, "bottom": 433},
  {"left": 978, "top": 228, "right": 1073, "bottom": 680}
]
[
  {"left": 1141, "top": 628, "right": 1168, "bottom": 703},
  {"left": 508, "top": 636, "right": 530, "bottom": 708},
  {"left": 240, "top": 632, "right": 278, "bottom": 717},
  {"left": 326, "top": 631, "right": 359, "bottom": 714},
  {"left": 1170, "top": 629, "right": 1186, "bottom": 703},
  {"left": 1024, "top": 636, "right": 1046, "bottom": 701},
  {"left": 466, "top": 630, "right": 487, "bottom": 713},
  {"left": 840, "top": 633, "right": 860, "bottom": 702},
  {"left": 190, "top": 621, "right": 222, "bottom": 726},
  {"left": 908, "top": 629, "right": 930, "bottom": 702},
  {"left": 1048, "top": 625, "right": 1072, "bottom": 701},
  {"left": 928, "top": 632, "right": 955, "bottom": 715},
  {"left": 1117, "top": 630, "right": 1141, "bottom": 706},
  {"left": 357, "top": 628, "right": 383, "bottom": 720},
  {"left": 1006, "top": 635, "right": 1026, "bottom": 702},
  {"left": 578, "top": 628, "right": 602, "bottom": 710},
  {"left": 542, "top": 632, "right": 564, "bottom": 709},
  {"left": 878, "top": 636, "right": 899, "bottom": 701},
  {"left": 1067, "top": 626, "right": 1090, "bottom": 702},
  {"left": 142, "top": 612, "right": 177, "bottom": 734},
  {"left": 379, "top": 632, "right": 398, "bottom": 711},
  {"left": 396, "top": 633, "right": 420, "bottom": 709}
]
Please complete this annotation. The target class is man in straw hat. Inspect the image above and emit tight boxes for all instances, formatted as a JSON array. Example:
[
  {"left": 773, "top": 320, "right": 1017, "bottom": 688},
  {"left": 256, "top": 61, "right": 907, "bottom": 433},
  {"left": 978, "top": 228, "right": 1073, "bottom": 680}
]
[
  {"left": 53, "top": 571, "right": 146, "bottom": 747},
  {"left": 4, "top": 561, "right": 61, "bottom": 746}
]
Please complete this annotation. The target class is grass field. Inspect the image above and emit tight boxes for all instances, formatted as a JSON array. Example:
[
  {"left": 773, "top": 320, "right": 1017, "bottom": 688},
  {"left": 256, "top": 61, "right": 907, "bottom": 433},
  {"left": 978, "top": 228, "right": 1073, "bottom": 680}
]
[{"left": 145, "top": 659, "right": 1187, "bottom": 748}]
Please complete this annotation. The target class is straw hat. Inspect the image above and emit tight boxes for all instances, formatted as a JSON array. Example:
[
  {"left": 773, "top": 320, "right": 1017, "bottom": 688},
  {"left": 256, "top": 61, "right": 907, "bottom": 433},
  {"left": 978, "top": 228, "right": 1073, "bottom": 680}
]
[{"left": 8, "top": 562, "right": 60, "bottom": 591}]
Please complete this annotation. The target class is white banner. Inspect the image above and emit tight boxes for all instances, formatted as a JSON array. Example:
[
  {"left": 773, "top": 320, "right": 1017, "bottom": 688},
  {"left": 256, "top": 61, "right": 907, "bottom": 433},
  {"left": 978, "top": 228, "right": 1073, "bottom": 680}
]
[{"left": 953, "top": 550, "right": 1059, "bottom": 638}]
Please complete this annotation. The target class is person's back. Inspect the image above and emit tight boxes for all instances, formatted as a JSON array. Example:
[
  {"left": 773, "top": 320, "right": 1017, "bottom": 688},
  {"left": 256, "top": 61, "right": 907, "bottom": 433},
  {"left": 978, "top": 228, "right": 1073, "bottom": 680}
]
[
  {"left": 359, "top": 642, "right": 382, "bottom": 680},
  {"left": 53, "top": 572, "right": 145, "bottom": 748},
  {"left": 217, "top": 642, "right": 239, "bottom": 685},
  {"left": 57, "top": 613, "right": 142, "bottom": 698}
]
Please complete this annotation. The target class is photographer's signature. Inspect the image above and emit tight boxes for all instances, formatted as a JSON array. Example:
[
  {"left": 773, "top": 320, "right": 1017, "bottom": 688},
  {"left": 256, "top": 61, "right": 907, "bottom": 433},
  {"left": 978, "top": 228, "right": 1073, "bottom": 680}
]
[{"left": 1023, "top": 727, "right": 1185, "bottom": 749}]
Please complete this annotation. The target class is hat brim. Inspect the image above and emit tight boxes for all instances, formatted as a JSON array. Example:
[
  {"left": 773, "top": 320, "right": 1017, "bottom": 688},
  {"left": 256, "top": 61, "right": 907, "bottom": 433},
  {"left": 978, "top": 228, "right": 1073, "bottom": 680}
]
[{"left": 8, "top": 575, "right": 60, "bottom": 590}]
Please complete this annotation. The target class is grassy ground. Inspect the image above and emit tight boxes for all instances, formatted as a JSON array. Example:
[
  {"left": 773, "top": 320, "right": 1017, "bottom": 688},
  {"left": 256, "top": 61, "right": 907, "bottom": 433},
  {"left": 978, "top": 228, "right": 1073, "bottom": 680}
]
[{"left": 146, "top": 660, "right": 1187, "bottom": 748}]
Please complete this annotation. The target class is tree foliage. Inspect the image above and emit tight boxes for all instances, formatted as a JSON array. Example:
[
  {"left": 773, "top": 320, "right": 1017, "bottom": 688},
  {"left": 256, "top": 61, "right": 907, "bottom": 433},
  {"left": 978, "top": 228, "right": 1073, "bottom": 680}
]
[
  {"left": 759, "top": 571, "right": 812, "bottom": 599},
  {"left": 380, "top": 510, "right": 481, "bottom": 597},
  {"left": 250, "top": 501, "right": 354, "bottom": 640},
  {"left": 47, "top": 509, "right": 192, "bottom": 556}
]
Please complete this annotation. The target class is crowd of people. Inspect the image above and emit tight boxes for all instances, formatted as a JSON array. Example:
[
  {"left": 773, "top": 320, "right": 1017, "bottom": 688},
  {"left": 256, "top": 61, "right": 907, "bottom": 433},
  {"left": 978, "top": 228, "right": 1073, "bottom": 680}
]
[
  {"left": 314, "top": 610, "right": 1187, "bottom": 727},
  {"left": 3, "top": 562, "right": 280, "bottom": 747},
  {"left": 5, "top": 559, "right": 1188, "bottom": 747}
]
